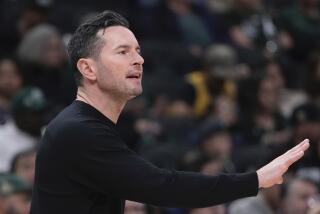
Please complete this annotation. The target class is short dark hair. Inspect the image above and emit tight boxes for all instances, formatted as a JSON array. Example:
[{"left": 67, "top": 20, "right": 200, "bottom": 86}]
[{"left": 67, "top": 10, "right": 129, "bottom": 86}]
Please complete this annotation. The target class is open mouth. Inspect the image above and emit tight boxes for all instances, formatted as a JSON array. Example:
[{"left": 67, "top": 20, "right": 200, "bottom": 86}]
[{"left": 126, "top": 73, "right": 141, "bottom": 79}]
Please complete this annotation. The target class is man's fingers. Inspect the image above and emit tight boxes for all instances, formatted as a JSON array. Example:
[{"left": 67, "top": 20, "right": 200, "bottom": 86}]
[
  {"left": 286, "top": 150, "right": 304, "bottom": 166},
  {"left": 285, "top": 145, "right": 308, "bottom": 167},
  {"left": 278, "top": 139, "right": 310, "bottom": 161},
  {"left": 257, "top": 139, "right": 309, "bottom": 189},
  {"left": 290, "top": 139, "right": 310, "bottom": 153},
  {"left": 280, "top": 139, "right": 309, "bottom": 167}
]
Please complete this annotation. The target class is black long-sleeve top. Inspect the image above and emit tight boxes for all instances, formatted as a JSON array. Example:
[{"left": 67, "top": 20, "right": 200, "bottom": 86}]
[{"left": 30, "top": 100, "right": 258, "bottom": 214}]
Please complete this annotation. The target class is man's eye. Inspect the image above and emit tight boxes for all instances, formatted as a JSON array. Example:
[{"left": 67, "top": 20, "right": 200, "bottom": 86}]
[{"left": 119, "top": 50, "right": 127, "bottom": 55}]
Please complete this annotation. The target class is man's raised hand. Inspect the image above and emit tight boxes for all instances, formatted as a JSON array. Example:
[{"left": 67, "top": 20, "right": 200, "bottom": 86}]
[{"left": 257, "top": 139, "right": 310, "bottom": 188}]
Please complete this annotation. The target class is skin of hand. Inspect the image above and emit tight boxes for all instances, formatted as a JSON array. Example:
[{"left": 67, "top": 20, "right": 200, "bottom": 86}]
[{"left": 257, "top": 139, "right": 310, "bottom": 188}]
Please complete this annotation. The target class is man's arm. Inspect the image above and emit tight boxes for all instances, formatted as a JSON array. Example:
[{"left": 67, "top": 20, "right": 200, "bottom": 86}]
[
  {"left": 67, "top": 123, "right": 258, "bottom": 208},
  {"left": 68, "top": 121, "right": 309, "bottom": 208},
  {"left": 257, "top": 139, "right": 310, "bottom": 188}
]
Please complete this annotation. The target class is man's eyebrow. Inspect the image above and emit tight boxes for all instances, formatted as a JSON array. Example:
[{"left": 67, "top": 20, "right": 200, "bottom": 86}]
[{"left": 114, "top": 45, "right": 141, "bottom": 50}]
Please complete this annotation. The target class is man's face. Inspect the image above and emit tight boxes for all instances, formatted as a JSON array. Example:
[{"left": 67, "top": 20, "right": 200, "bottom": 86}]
[
  {"left": 283, "top": 180, "right": 319, "bottom": 214},
  {"left": 4, "top": 192, "right": 31, "bottom": 214},
  {"left": 14, "top": 152, "right": 36, "bottom": 185},
  {"left": 0, "top": 60, "right": 22, "bottom": 99},
  {"left": 41, "top": 34, "right": 66, "bottom": 68},
  {"left": 92, "top": 26, "right": 144, "bottom": 101}
]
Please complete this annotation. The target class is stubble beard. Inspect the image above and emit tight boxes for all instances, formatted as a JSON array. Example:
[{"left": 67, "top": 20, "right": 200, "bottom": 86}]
[{"left": 127, "top": 84, "right": 143, "bottom": 100}]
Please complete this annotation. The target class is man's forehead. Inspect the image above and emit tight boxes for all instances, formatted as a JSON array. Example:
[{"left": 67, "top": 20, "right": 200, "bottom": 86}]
[
  {"left": 96, "top": 25, "right": 125, "bottom": 36},
  {"left": 97, "top": 26, "right": 138, "bottom": 46}
]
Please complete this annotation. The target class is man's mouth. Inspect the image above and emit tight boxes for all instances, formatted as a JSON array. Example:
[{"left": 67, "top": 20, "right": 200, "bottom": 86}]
[{"left": 126, "top": 73, "right": 142, "bottom": 79}]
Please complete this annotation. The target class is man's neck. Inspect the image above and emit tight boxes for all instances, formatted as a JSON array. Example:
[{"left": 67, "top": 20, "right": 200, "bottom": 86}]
[{"left": 76, "top": 87, "right": 126, "bottom": 124}]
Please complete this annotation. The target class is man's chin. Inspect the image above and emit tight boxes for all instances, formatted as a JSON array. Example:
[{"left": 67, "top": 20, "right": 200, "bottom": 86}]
[{"left": 127, "top": 88, "right": 143, "bottom": 100}]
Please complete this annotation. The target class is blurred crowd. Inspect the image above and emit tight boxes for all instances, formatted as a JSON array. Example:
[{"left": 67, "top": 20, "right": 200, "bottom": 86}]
[{"left": 0, "top": 0, "right": 320, "bottom": 213}]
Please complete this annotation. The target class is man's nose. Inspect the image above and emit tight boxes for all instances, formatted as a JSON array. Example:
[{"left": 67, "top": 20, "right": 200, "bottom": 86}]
[{"left": 132, "top": 52, "right": 144, "bottom": 65}]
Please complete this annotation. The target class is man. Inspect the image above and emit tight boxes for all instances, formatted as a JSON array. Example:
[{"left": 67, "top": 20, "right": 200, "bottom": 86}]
[
  {"left": 0, "top": 87, "right": 46, "bottom": 172},
  {"left": 228, "top": 185, "right": 282, "bottom": 214},
  {"left": 0, "top": 173, "right": 31, "bottom": 214},
  {"left": 0, "top": 57, "right": 22, "bottom": 125},
  {"left": 10, "top": 148, "right": 36, "bottom": 186},
  {"left": 30, "top": 10, "right": 310, "bottom": 214},
  {"left": 282, "top": 177, "right": 319, "bottom": 214}
]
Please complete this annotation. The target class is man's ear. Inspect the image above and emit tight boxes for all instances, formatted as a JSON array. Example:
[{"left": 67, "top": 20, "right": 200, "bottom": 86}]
[{"left": 77, "top": 58, "right": 97, "bottom": 82}]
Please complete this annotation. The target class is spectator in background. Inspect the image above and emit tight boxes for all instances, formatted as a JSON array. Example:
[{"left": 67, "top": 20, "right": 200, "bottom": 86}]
[
  {"left": 275, "top": 0, "right": 320, "bottom": 89},
  {"left": 0, "top": 87, "right": 47, "bottom": 172},
  {"left": 205, "top": 0, "right": 233, "bottom": 15},
  {"left": 0, "top": 173, "right": 32, "bottom": 214},
  {"left": 235, "top": 73, "right": 292, "bottom": 171},
  {"left": 124, "top": 201, "right": 147, "bottom": 214},
  {"left": 0, "top": 0, "right": 53, "bottom": 57},
  {"left": 264, "top": 60, "right": 307, "bottom": 119},
  {"left": 194, "top": 0, "right": 233, "bottom": 43},
  {"left": 282, "top": 177, "right": 320, "bottom": 214},
  {"left": 197, "top": 126, "right": 234, "bottom": 173},
  {"left": 185, "top": 44, "right": 247, "bottom": 118},
  {"left": 132, "top": 0, "right": 211, "bottom": 50},
  {"left": 177, "top": 123, "right": 235, "bottom": 175},
  {"left": 17, "top": 24, "right": 76, "bottom": 107},
  {"left": 129, "top": 0, "right": 180, "bottom": 41},
  {"left": 175, "top": 143, "right": 230, "bottom": 214},
  {"left": 228, "top": 185, "right": 282, "bottom": 214},
  {"left": 11, "top": 87, "right": 47, "bottom": 139},
  {"left": 225, "top": 0, "right": 279, "bottom": 66},
  {"left": 18, "top": 24, "right": 66, "bottom": 69},
  {"left": 17, "top": 0, "right": 54, "bottom": 36},
  {"left": 165, "top": 0, "right": 211, "bottom": 54},
  {"left": 239, "top": 76, "right": 290, "bottom": 146},
  {"left": 10, "top": 148, "right": 36, "bottom": 186},
  {"left": 305, "top": 52, "right": 320, "bottom": 106},
  {"left": 290, "top": 104, "right": 320, "bottom": 168},
  {"left": 139, "top": 84, "right": 198, "bottom": 170},
  {"left": 0, "top": 58, "right": 23, "bottom": 125},
  {"left": 183, "top": 143, "right": 229, "bottom": 214},
  {"left": 277, "top": 0, "right": 320, "bottom": 62},
  {"left": 208, "top": 95, "right": 239, "bottom": 129}
]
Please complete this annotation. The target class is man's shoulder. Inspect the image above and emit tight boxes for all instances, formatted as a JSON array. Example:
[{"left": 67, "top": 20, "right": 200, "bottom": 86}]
[
  {"left": 47, "top": 102, "right": 85, "bottom": 130},
  {"left": 44, "top": 101, "right": 116, "bottom": 141}
]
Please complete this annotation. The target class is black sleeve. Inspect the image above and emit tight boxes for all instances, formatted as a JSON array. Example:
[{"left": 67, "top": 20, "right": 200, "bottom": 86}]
[{"left": 67, "top": 122, "right": 258, "bottom": 208}]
